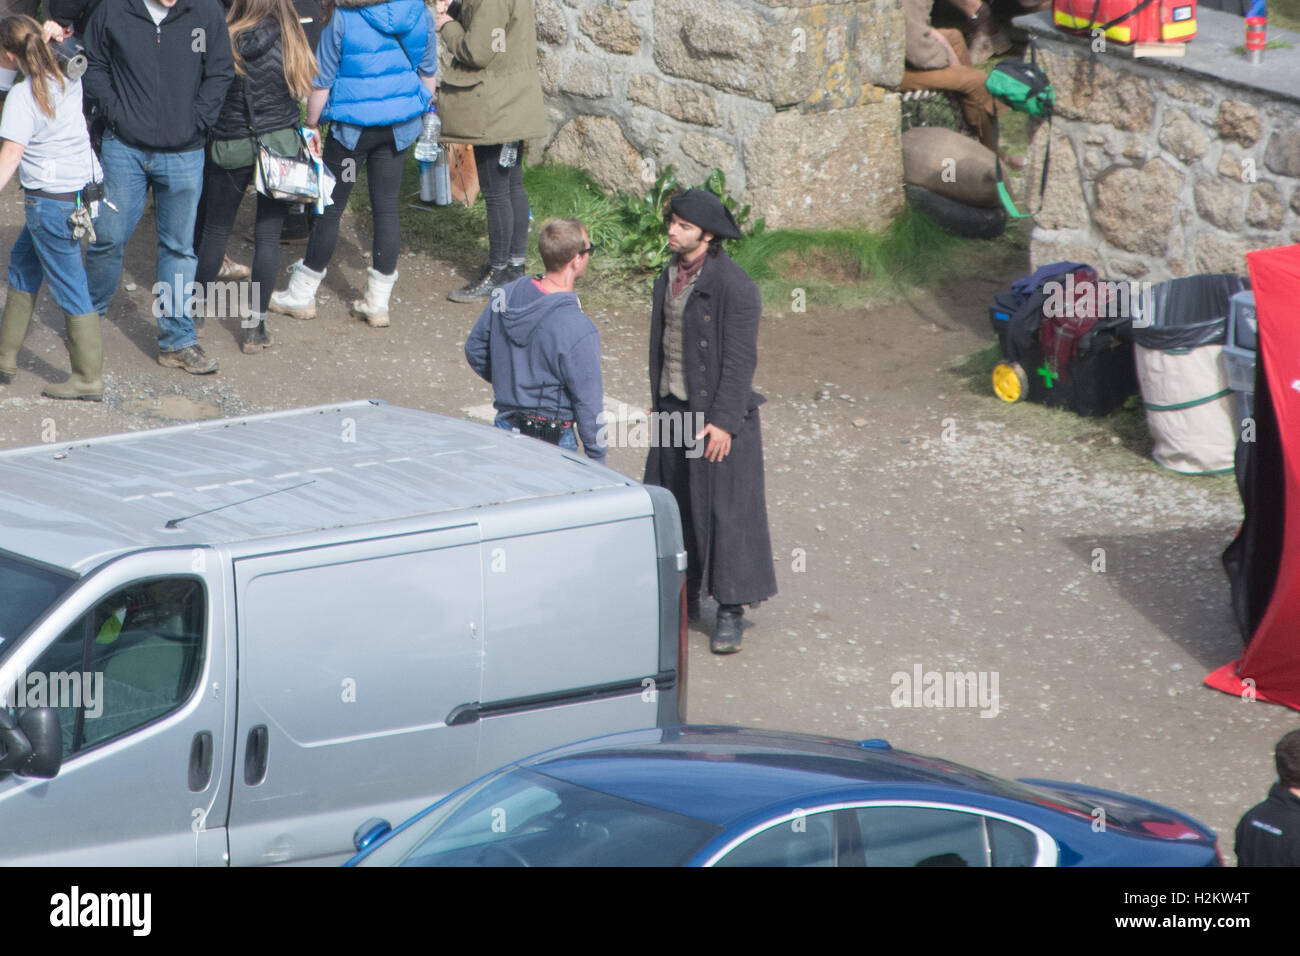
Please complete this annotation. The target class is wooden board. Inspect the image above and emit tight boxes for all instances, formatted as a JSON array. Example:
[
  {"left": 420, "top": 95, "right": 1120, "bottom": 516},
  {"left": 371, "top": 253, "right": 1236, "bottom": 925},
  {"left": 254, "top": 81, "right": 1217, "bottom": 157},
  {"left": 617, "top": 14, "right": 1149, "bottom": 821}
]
[{"left": 1124, "top": 41, "right": 1188, "bottom": 57}]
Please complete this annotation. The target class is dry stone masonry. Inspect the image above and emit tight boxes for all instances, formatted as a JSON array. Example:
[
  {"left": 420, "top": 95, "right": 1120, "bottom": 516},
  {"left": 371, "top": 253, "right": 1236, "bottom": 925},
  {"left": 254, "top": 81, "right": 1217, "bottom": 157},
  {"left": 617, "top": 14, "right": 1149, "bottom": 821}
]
[
  {"left": 1020, "top": 8, "right": 1300, "bottom": 280},
  {"left": 532, "top": 0, "right": 906, "bottom": 230}
]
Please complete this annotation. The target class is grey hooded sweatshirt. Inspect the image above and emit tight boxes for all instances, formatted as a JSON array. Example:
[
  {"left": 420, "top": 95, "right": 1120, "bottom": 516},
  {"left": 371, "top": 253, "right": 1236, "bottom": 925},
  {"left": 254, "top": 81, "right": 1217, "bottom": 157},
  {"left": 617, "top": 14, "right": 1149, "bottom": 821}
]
[{"left": 465, "top": 277, "right": 606, "bottom": 463}]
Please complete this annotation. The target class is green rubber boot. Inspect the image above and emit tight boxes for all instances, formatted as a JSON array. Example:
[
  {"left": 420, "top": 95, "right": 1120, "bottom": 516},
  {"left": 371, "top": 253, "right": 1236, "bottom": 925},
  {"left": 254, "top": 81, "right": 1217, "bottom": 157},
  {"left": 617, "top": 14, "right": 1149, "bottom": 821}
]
[
  {"left": 0, "top": 289, "right": 36, "bottom": 384},
  {"left": 43, "top": 313, "right": 103, "bottom": 401}
]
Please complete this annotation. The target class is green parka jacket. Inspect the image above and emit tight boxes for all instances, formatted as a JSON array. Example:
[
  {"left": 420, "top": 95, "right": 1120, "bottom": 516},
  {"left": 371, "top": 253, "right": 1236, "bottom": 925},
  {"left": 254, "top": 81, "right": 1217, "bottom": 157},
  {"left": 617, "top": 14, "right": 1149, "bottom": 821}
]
[{"left": 437, "top": 0, "right": 546, "bottom": 145}]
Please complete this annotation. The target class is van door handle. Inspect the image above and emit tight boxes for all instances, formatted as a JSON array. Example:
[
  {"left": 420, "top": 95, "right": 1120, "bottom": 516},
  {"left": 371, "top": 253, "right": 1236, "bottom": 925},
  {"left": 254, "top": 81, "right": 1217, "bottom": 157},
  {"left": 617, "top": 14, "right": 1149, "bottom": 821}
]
[
  {"left": 188, "top": 731, "right": 213, "bottom": 791},
  {"left": 244, "top": 725, "right": 269, "bottom": 786}
]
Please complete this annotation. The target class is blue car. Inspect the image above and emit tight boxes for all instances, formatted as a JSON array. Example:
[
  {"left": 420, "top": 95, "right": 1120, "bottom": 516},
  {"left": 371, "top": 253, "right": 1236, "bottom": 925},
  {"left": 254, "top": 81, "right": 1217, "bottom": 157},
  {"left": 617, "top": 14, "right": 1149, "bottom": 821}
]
[{"left": 345, "top": 727, "right": 1221, "bottom": 867}]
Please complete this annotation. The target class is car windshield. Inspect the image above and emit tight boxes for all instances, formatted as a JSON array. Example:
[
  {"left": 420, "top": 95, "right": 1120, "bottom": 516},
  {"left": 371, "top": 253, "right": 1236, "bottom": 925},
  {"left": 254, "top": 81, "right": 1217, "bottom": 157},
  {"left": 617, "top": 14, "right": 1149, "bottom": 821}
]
[
  {"left": 0, "top": 551, "right": 75, "bottom": 661},
  {"left": 363, "top": 767, "right": 722, "bottom": 867}
]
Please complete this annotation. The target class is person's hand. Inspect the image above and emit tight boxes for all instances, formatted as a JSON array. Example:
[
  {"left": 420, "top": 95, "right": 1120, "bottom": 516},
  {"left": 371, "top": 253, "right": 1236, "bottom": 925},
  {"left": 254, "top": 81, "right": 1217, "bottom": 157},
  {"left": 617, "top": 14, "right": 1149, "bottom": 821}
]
[
  {"left": 42, "top": 20, "right": 70, "bottom": 43},
  {"left": 696, "top": 423, "right": 732, "bottom": 462},
  {"left": 930, "top": 27, "right": 959, "bottom": 67},
  {"left": 304, "top": 127, "right": 322, "bottom": 157},
  {"left": 435, "top": 11, "right": 453, "bottom": 29}
]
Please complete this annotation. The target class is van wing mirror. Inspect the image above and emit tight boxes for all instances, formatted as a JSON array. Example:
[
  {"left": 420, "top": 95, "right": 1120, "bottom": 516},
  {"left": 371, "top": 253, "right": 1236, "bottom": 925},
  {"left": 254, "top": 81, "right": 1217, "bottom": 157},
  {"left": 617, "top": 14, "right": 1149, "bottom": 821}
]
[
  {"left": 0, "top": 709, "right": 34, "bottom": 776},
  {"left": 0, "top": 707, "right": 62, "bottom": 779}
]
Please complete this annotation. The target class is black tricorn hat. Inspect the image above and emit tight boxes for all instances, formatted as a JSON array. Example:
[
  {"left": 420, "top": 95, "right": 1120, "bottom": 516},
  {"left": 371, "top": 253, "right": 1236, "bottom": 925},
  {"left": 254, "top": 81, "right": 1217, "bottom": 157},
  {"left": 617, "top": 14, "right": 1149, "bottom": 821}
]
[{"left": 668, "top": 188, "right": 743, "bottom": 240}]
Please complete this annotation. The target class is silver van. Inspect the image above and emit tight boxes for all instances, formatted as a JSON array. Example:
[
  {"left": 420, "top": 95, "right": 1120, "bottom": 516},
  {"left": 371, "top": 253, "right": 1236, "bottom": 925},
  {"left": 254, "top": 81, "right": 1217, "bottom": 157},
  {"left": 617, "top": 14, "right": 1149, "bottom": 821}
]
[{"left": 0, "top": 400, "right": 686, "bottom": 865}]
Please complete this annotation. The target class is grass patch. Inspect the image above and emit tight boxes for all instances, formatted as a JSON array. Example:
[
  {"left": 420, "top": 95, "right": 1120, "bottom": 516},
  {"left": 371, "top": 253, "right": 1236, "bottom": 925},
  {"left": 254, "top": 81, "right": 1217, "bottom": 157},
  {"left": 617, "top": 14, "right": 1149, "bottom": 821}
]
[
  {"left": 361, "top": 154, "right": 1030, "bottom": 310},
  {"left": 730, "top": 206, "right": 1029, "bottom": 309},
  {"left": 1272, "top": 0, "right": 1300, "bottom": 34},
  {"left": 948, "top": 342, "right": 1242, "bottom": 491},
  {"left": 950, "top": 343, "right": 1156, "bottom": 469},
  {"left": 1232, "top": 39, "right": 1294, "bottom": 54}
]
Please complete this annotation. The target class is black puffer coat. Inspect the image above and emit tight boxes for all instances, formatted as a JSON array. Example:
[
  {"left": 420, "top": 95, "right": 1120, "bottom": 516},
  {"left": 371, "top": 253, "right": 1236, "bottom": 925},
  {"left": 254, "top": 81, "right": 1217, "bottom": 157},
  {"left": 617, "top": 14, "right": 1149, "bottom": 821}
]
[{"left": 212, "top": 19, "right": 302, "bottom": 140}]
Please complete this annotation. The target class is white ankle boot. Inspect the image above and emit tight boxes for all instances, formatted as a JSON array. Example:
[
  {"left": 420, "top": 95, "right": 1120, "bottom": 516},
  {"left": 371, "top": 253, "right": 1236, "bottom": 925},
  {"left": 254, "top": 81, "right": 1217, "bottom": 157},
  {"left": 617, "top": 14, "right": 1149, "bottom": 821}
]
[
  {"left": 269, "top": 260, "right": 325, "bottom": 319},
  {"left": 352, "top": 267, "right": 397, "bottom": 328}
]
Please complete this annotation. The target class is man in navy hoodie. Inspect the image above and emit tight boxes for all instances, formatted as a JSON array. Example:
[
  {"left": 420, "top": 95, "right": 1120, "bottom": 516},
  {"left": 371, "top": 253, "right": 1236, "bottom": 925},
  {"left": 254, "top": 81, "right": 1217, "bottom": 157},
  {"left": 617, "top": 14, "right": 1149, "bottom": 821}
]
[{"left": 464, "top": 218, "right": 606, "bottom": 464}]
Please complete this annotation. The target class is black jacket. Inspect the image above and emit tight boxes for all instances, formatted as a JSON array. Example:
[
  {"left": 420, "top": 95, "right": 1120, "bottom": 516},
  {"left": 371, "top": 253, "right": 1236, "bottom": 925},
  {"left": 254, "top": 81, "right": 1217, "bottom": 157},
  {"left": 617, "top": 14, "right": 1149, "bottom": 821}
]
[
  {"left": 293, "top": 0, "right": 324, "bottom": 52},
  {"left": 48, "top": 0, "right": 101, "bottom": 36},
  {"left": 83, "top": 0, "right": 235, "bottom": 151},
  {"left": 1235, "top": 783, "right": 1300, "bottom": 866},
  {"left": 212, "top": 20, "right": 302, "bottom": 140}
]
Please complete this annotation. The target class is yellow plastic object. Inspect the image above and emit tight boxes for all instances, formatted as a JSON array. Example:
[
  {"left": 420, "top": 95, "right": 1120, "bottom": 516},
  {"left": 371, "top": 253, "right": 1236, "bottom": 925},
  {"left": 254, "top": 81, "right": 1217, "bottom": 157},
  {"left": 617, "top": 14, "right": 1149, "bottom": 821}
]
[{"left": 992, "top": 361, "right": 1029, "bottom": 403}]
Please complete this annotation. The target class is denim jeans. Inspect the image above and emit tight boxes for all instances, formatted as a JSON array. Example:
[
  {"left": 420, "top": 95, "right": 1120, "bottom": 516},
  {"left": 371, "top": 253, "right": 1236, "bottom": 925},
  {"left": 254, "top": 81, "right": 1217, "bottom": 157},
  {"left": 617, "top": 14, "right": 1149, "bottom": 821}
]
[
  {"left": 85, "top": 132, "right": 205, "bottom": 352},
  {"left": 8, "top": 194, "right": 95, "bottom": 315},
  {"left": 494, "top": 412, "right": 578, "bottom": 451}
]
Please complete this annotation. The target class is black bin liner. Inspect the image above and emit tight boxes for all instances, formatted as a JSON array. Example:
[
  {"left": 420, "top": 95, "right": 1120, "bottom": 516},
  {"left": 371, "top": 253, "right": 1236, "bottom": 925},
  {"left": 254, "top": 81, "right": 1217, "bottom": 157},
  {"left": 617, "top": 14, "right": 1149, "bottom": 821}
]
[{"left": 1132, "top": 274, "right": 1247, "bottom": 350}]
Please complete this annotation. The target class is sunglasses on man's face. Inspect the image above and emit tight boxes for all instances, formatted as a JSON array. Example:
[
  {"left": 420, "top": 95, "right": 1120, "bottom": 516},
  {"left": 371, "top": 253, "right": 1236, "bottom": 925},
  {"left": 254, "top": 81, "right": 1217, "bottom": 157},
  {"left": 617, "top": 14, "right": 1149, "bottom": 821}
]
[{"left": 580, "top": 245, "right": 595, "bottom": 257}]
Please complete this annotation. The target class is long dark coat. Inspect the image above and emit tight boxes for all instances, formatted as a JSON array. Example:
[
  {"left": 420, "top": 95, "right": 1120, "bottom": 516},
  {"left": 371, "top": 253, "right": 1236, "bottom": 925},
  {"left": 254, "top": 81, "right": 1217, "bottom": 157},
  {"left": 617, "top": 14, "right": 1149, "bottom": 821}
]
[{"left": 643, "top": 249, "right": 778, "bottom": 607}]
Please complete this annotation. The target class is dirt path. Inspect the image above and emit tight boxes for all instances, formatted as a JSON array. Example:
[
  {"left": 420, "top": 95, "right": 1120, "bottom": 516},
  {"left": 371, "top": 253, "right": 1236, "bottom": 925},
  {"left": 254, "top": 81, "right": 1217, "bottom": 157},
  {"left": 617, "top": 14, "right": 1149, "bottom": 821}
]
[{"left": 0, "top": 196, "right": 1288, "bottom": 861}]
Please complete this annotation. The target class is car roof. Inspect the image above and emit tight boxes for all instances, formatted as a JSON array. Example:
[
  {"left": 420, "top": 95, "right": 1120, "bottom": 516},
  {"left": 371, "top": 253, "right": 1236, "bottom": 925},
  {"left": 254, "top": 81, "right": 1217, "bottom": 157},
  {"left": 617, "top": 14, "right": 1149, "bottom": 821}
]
[
  {"left": 522, "top": 726, "right": 1057, "bottom": 827},
  {"left": 0, "top": 400, "right": 628, "bottom": 574}
]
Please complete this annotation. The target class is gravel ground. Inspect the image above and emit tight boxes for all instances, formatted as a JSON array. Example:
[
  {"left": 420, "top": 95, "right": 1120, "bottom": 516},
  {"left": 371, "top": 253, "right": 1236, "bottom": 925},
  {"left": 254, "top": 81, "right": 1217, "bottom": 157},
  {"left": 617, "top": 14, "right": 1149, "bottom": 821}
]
[{"left": 0, "top": 193, "right": 1293, "bottom": 863}]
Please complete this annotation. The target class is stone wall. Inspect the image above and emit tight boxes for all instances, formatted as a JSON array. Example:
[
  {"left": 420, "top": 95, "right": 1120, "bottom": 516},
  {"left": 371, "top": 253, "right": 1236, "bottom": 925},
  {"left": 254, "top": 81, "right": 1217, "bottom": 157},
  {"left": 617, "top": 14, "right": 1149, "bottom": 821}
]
[
  {"left": 1020, "top": 9, "right": 1300, "bottom": 280},
  {"left": 532, "top": 0, "right": 906, "bottom": 231}
]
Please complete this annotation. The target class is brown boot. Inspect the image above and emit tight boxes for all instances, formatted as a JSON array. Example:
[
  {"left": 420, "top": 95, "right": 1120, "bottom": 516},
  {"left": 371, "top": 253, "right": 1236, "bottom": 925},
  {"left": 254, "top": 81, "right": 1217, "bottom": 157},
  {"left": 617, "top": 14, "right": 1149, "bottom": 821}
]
[
  {"left": 0, "top": 289, "right": 36, "bottom": 385},
  {"left": 43, "top": 313, "right": 103, "bottom": 401}
]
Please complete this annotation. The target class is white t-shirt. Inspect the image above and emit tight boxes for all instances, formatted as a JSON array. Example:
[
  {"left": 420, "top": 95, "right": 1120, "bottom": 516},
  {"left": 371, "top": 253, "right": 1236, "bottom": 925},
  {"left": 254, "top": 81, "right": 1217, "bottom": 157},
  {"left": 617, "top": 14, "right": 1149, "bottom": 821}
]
[
  {"left": 143, "top": 0, "right": 170, "bottom": 25},
  {"left": 0, "top": 75, "right": 95, "bottom": 192}
]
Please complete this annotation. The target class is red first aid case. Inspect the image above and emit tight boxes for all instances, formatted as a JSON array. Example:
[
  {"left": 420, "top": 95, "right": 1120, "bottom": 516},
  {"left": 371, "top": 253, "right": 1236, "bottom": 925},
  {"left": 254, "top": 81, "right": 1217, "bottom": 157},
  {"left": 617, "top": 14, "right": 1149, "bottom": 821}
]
[{"left": 1053, "top": 0, "right": 1197, "bottom": 44}]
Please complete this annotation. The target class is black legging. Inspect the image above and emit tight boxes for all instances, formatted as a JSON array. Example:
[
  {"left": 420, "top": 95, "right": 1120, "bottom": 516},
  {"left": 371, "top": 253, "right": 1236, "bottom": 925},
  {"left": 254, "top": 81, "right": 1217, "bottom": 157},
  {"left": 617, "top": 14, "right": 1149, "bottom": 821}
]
[
  {"left": 304, "top": 124, "right": 403, "bottom": 276},
  {"left": 475, "top": 141, "right": 529, "bottom": 268},
  {"left": 195, "top": 159, "right": 288, "bottom": 315}
]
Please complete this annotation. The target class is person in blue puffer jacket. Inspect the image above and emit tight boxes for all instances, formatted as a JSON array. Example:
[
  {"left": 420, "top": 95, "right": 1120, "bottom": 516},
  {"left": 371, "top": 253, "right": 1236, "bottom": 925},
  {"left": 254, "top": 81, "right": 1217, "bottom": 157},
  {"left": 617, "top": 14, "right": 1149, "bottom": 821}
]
[{"left": 269, "top": 0, "right": 436, "bottom": 329}]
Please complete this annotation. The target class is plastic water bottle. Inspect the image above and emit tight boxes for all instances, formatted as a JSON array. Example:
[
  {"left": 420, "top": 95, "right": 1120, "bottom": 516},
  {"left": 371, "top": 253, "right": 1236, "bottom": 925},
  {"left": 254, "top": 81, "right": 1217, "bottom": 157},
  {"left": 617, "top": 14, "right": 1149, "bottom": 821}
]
[
  {"left": 416, "top": 103, "right": 440, "bottom": 202},
  {"left": 499, "top": 140, "right": 518, "bottom": 168},
  {"left": 433, "top": 143, "right": 452, "bottom": 206}
]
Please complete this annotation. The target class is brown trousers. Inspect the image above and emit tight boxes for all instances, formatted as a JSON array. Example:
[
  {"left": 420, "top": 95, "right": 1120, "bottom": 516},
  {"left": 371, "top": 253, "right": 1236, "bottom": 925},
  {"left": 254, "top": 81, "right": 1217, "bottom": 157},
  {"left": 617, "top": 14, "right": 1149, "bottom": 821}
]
[{"left": 900, "top": 28, "right": 1002, "bottom": 150}]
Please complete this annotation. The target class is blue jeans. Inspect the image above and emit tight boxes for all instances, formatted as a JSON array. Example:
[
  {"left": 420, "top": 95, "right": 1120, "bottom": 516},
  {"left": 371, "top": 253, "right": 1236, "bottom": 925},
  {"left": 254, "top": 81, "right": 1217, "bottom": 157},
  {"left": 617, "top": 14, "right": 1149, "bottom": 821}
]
[
  {"left": 8, "top": 194, "right": 95, "bottom": 315},
  {"left": 84, "top": 132, "right": 205, "bottom": 352},
  {"left": 494, "top": 412, "right": 578, "bottom": 451}
]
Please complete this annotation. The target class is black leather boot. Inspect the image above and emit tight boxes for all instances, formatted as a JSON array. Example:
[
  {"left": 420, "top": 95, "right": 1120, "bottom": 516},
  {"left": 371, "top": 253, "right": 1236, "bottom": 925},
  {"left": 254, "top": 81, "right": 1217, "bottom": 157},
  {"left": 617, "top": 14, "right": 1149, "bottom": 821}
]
[{"left": 711, "top": 604, "right": 744, "bottom": 654}]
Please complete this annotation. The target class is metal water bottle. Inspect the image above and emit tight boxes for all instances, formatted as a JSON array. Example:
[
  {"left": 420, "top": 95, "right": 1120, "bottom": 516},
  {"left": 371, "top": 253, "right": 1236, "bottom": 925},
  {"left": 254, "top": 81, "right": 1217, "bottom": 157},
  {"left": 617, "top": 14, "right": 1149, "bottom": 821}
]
[
  {"left": 433, "top": 140, "right": 452, "bottom": 206},
  {"left": 415, "top": 102, "right": 440, "bottom": 202},
  {"left": 1245, "top": 0, "right": 1267, "bottom": 65}
]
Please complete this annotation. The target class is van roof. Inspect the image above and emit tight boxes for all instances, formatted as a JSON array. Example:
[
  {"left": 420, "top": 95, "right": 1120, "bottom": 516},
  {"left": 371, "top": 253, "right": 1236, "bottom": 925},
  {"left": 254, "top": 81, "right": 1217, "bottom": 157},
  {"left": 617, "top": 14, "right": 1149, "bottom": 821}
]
[{"left": 0, "top": 401, "right": 629, "bottom": 574}]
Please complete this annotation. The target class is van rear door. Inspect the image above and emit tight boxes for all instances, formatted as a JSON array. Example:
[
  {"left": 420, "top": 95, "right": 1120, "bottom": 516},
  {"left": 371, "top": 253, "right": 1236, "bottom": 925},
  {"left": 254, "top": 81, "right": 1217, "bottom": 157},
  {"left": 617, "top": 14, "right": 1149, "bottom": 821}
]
[
  {"left": 226, "top": 525, "right": 483, "bottom": 866},
  {"left": 470, "top": 489, "right": 674, "bottom": 775}
]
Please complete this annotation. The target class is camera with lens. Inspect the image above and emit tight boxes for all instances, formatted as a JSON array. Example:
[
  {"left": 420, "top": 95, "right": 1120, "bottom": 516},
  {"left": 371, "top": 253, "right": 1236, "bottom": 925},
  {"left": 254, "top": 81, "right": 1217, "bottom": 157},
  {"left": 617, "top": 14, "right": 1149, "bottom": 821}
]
[{"left": 50, "top": 35, "right": 87, "bottom": 80}]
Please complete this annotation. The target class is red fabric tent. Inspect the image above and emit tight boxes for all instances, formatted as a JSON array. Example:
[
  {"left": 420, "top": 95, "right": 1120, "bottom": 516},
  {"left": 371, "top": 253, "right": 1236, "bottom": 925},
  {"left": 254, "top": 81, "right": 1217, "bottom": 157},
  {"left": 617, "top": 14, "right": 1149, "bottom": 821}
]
[{"left": 1206, "top": 243, "right": 1300, "bottom": 710}]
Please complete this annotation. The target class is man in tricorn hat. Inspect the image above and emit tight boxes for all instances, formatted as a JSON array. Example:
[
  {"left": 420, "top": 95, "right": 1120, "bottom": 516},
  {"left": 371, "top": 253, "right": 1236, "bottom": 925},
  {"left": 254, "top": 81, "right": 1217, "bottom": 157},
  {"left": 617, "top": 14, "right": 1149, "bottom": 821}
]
[{"left": 644, "top": 188, "right": 778, "bottom": 654}]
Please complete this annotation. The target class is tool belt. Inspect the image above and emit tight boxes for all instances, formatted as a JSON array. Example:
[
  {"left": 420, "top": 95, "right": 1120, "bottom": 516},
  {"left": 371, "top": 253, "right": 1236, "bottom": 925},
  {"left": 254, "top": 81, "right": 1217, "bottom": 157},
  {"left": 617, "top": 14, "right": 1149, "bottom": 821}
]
[
  {"left": 503, "top": 411, "right": 574, "bottom": 445},
  {"left": 25, "top": 181, "right": 104, "bottom": 242}
]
